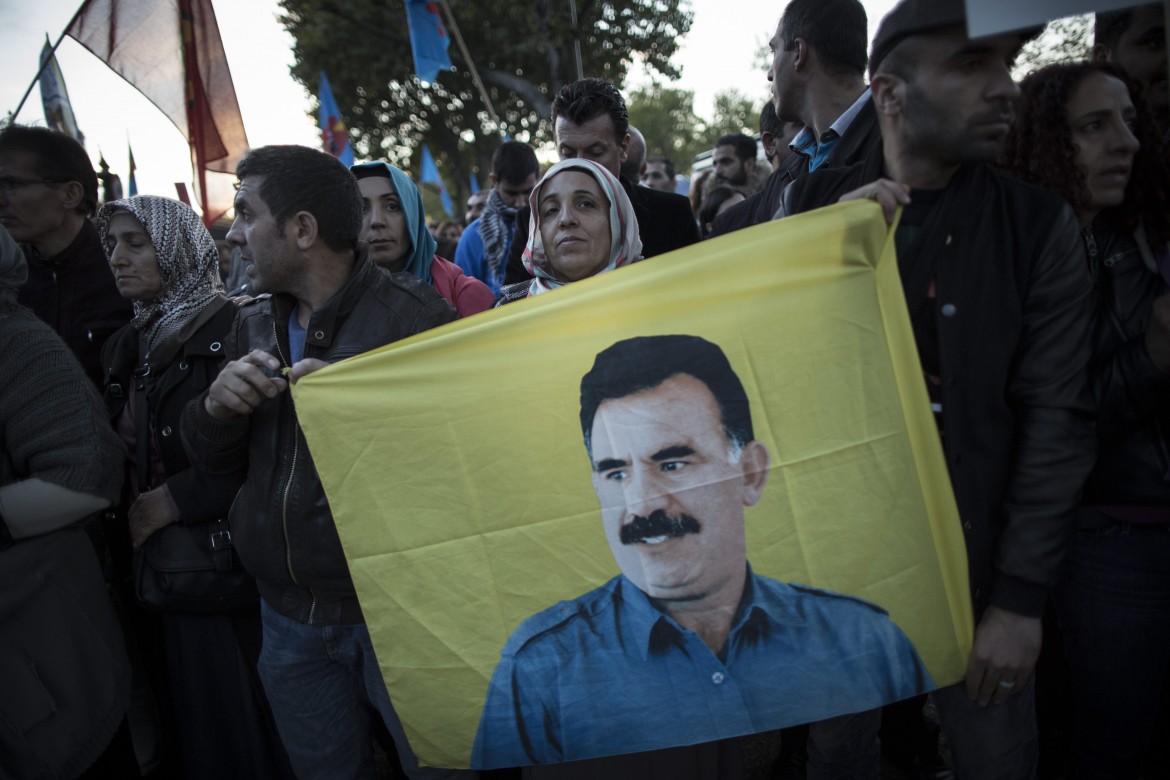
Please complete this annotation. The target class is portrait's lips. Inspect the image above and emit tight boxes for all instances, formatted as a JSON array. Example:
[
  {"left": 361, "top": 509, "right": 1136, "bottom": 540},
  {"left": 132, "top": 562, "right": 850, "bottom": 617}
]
[
  {"left": 557, "top": 235, "right": 584, "bottom": 248},
  {"left": 620, "top": 510, "right": 701, "bottom": 546}
]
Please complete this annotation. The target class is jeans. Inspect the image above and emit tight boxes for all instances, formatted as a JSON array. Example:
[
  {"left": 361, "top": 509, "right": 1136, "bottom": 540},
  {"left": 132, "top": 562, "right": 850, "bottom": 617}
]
[
  {"left": 257, "top": 600, "right": 475, "bottom": 780},
  {"left": 932, "top": 675, "right": 1037, "bottom": 779},
  {"left": 1052, "top": 514, "right": 1170, "bottom": 780}
]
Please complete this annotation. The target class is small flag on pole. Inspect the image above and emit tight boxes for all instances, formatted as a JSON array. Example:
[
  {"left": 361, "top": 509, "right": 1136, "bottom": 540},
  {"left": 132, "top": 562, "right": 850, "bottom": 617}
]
[
  {"left": 38, "top": 37, "right": 84, "bottom": 144},
  {"left": 128, "top": 143, "right": 138, "bottom": 196},
  {"left": 469, "top": 174, "right": 479, "bottom": 195},
  {"left": 405, "top": 0, "right": 451, "bottom": 83},
  {"left": 420, "top": 145, "right": 452, "bottom": 217},
  {"left": 318, "top": 71, "right": 354, "bottom": 167}
]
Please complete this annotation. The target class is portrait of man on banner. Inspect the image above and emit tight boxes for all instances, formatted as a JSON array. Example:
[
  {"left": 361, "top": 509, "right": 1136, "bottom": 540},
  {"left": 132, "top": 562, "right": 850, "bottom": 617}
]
[
  {"left": 292, "top": 202, "right": 973, "bottom": 770},
  {"left": 473, "top": 334, "right": 932, "bottom": 767}
]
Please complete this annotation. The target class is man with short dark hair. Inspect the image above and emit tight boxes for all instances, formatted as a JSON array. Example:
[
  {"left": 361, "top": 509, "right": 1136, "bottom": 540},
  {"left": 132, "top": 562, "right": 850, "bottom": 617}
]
[
  {"left": 641, "top": 156, "right": 676, "bottom": 192},
  {"left": 0, "top": 125, "right": 131, "bottom": 385},
  {"left": 474, "top": 335, "right": 929, "bottom": 769},
  {"left": 709, "top": 106, "right": 803, "bottom": 236},
  {"left": 181, "top": 145, "right": 467, "bottom": 780},
  {"left": 782, "top": 1, "right": 1097, "bottom": 775},
  {"left": 711, "top": 0, "right": 876, "bottom": 237},
  {"left": 464, "top": 190, "right": 488, "bottom": 225},
  {"left": 1094, "top": 3, "right": 1167, "bottom": 135},
  {"left": 456, "top": 141, "right": 538, "bottom": 295},
  {"left": 620, "top": 125, "right": 647, "bottom": 183},
  {"left": 504, "top": 78, "right": 698, "bottom": 286},
  {"left": 710, "top": 132, "right": 763, "bottom": 193}
]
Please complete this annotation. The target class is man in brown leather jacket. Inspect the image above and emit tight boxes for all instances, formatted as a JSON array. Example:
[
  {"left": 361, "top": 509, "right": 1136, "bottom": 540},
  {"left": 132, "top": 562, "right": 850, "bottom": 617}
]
[
  {"left": 781, "top": 1, "right": 1096, "bottom": 777},
  {"left": 181, "top": 145, "right": 469, "bottom": 780}
]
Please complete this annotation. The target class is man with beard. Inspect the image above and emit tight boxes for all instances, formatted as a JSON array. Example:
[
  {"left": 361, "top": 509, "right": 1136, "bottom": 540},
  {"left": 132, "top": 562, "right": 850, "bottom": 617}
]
[
  {"left": 472, "top": 335, "right": 929, "bottom": 769},
  {"left": 781, "top": 1, "right": 1096, "bottom": 776}
]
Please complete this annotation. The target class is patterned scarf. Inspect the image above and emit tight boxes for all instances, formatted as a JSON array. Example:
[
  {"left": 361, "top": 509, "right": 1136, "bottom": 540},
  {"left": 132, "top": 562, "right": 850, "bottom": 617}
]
[
  {"left": 522, "top": 159, "right": 642, "bottom": 297},
  {"left": 96, "top": 196, "right": 225, "bottom": 357},
  {"left": 478, "top": 186, "right": 518, "bottom": 291},
  {"left": 350, "top": 161, "right": 436, "bottom": 285},
  {"left": 0, "top": 224, "right": 27, "bottom": 309}
]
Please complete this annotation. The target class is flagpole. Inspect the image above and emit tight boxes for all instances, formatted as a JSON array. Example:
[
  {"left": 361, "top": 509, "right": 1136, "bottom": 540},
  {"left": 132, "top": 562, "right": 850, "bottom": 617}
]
[
  {"left": 10, "top": 32, "right": 68, "bottom": 121},
  {"left": 568, "top": 0, "right": 584, "bottom": 81},
  {"left": 437, "top": 0, "right": 507, "bottom": 141},
  {"left": 179, "top": 0, "right": 212, "bottom": 227}
]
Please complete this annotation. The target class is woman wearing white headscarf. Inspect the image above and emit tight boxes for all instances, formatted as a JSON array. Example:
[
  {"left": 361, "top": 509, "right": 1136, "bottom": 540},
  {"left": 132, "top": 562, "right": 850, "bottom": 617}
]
[
  {"left": 496, "top": 158, "right": 642, "bottom": 305},
  {"left": 97, "top": 196, "right": 292, "bottom": 779}
]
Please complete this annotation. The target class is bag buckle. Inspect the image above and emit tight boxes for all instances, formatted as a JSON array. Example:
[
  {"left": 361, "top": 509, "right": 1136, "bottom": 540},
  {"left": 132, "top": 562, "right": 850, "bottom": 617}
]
[{"left": 208, "top": 528, "right": 233, "bottom": 552}]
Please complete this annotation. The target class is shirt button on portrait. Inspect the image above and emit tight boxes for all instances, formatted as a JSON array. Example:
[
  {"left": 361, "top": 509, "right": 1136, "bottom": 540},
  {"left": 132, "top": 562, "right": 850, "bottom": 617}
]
[
  {"left": 161, "top": 426, "right": 173, "bottom": 437},
  {"left": 941, "top": 303, "right": 957, "bottom": 317},
  {"left": 711, "top": 672, "right": 725, "bottom": 685}
]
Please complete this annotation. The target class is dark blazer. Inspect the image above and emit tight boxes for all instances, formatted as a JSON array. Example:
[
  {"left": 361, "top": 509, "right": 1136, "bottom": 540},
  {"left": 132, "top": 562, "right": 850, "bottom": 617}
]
[
  {"left": 710, "top": 98, "right": 881, "bottom": 237},
  {"left": 504, "top": 175, "right": 700, "bottom": 285}
]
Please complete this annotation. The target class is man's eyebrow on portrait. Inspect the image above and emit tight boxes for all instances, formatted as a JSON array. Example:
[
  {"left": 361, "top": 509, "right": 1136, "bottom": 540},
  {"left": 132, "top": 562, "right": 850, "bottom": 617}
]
[{"left": 592, "top": 445, "right": 697, "bottom": 472}]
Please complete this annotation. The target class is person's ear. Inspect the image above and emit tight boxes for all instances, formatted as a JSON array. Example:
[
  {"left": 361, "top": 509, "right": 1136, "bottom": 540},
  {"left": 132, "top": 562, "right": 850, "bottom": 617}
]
[
  {"left": 290, "top": 211, "right": 319, "bottom": 250},
  {"left": 489, "top": 172, "right": 499, "bottom": 187},
  {"left": 59, "top": 180, "right": 84, "bottom": 211},
  {"left": 792, "top": 37, "right": 810, "bottom": 72},
  {"left": 1091, "top": 42, "right": 1112, "bottom": 64},
  {"left": 871, "top": 73, "right": 903, "bottom": 117},
  {"left": 619, "top": 132, "right": 631, "bottom": 162},
  {"left": 739, "top": 440, "right": 771, "bottom": 507}
]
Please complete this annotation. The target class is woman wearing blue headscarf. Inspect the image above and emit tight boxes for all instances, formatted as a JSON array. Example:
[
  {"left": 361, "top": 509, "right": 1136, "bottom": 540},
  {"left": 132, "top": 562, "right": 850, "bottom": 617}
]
[{"left": 351, "top": 162, "right": 494, "bottom": 317}]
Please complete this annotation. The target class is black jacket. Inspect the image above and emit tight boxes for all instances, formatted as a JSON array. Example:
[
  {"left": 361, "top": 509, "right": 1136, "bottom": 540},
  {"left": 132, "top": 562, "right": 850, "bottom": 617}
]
[
  {"left": 181, "top": 258, "right": 457, "bottom": 625},
  {"left": 504, "top": 175, "right": 699, "bottom": 285},
  {"left": 102, "top": 296, "right": 243, "bottom": 522},
  {"left": 710, "top": 98, "right": 881, "bottom": 237},
  {"left": 1082, "top": 224, "right": 1170, "bottom": 508},
  {"left": 785, "top": 155, "right": 1096, "bottom": 620},
  {"left": 18, "top": 220, "right": 133, "bottom": 387}
]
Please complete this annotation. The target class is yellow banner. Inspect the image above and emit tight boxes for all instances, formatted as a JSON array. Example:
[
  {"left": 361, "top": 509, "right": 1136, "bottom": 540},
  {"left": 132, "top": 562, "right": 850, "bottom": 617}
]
[{"left": 294, "top": 200, "right": 972, "bottom": 768}]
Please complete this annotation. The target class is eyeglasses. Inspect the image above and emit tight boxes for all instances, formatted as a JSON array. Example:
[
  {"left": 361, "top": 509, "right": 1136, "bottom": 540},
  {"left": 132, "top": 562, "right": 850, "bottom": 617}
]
[{"left": 0, "top": 176, "right": 70, "bottom": 193}]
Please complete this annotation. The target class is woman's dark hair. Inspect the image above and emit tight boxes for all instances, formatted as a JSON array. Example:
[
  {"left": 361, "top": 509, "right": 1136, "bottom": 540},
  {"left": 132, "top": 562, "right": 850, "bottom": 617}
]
[{"left": 1001, "top": 60, "right": 1170, "bottom": 245}]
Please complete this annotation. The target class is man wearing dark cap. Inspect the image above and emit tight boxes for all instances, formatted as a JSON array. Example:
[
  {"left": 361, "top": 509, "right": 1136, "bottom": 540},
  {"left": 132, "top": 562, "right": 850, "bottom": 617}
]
[{"left": 780, "top": 1, "right": 1096, "bottom": 776}]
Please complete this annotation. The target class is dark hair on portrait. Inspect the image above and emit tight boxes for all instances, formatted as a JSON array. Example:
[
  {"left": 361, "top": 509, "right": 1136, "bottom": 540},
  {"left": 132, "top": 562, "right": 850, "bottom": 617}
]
[
  {"left": 716, "top": 133, "right": 757, "bottom": 163},
  {"left": 759, "top": 103, "right": 784, "bottom": 137},
  {"left": 1001, "top": 61, "right": 1170, "bottom": 246},
  {"left": 781, "top": 0, "right": 868, "bottom": 76},
  {"left": 580, "top": 335, "right": 754, "bottom": 457},
  {"left": 235, "top": 145, "right": 363, "bottom": 253},
  {"left": 492, "top": 141, "right": 539, "bottom": 184},
  {"left": 552, "top": 78, "right": 630, "bottom": 144},
  {"left": 0, "top": 124, "right": 99, "bottom": 216},
  {"left": 647, "top": 156, "right": 675, "bottom": 179}
]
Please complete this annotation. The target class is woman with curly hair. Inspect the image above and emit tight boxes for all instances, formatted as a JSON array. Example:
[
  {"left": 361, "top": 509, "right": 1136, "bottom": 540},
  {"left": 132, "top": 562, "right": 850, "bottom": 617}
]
[{"left": 1002, "top": 61, "right": 1170, "bottom": 779}]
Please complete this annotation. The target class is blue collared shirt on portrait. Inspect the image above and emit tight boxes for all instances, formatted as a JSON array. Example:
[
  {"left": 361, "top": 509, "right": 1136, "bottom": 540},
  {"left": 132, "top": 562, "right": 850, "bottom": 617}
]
[{"left": 472, "top": 566, "right": 932, "bottom": 768}]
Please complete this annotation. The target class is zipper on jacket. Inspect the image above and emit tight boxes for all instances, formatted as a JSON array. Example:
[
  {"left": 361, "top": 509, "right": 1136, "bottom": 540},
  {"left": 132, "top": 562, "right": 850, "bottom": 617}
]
[{"left": 272, "top": 319, "right": 317, "bottom": 623}]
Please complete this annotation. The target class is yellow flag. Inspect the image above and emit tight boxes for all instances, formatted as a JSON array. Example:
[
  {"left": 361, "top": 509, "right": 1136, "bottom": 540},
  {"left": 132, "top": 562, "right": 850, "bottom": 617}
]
[{"left": 294, "top": 200, "right": 972, "bottom": 768}]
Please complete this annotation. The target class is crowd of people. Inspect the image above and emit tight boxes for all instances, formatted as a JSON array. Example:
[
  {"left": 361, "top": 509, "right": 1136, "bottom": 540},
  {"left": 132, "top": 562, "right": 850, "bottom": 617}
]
[{"left": 1, "top": 0, "right": 1167, "bottom": 778}]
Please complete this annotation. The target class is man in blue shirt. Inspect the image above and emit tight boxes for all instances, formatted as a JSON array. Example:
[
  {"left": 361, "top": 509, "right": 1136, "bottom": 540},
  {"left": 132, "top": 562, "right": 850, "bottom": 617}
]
[{"left": 473, "top": 335, "right": 931, "bottom": 768}]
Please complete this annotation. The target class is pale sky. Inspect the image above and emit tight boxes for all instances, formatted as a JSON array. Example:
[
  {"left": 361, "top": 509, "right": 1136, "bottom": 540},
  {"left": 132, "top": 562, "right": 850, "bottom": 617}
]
[{"left": 0, "top": 0, "right": 899, "bottom": 201}]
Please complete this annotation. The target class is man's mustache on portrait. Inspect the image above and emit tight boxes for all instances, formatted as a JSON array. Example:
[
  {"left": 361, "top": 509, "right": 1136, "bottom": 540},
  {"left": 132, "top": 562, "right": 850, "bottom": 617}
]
[{"left": 620, "top": 510, "right": 702, "bottom": 545}]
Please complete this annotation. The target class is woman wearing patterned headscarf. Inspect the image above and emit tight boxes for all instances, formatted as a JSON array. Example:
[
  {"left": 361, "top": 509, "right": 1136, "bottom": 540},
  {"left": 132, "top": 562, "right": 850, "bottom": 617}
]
[
  {"left": 496, "top": 158, "right": 642, "bottom": 305},
  {"left": 351, "top": 161, "right": 494, "bottom": 317},
  {"left": 97, "top": 196, "right": 293, "bottom": 779}
]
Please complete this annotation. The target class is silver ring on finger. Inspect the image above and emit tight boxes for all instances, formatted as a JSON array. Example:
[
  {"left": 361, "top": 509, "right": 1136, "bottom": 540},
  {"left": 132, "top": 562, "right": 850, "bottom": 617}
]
[{"left": 997, "top": 679, "right": 1017, "bottom": 690}]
